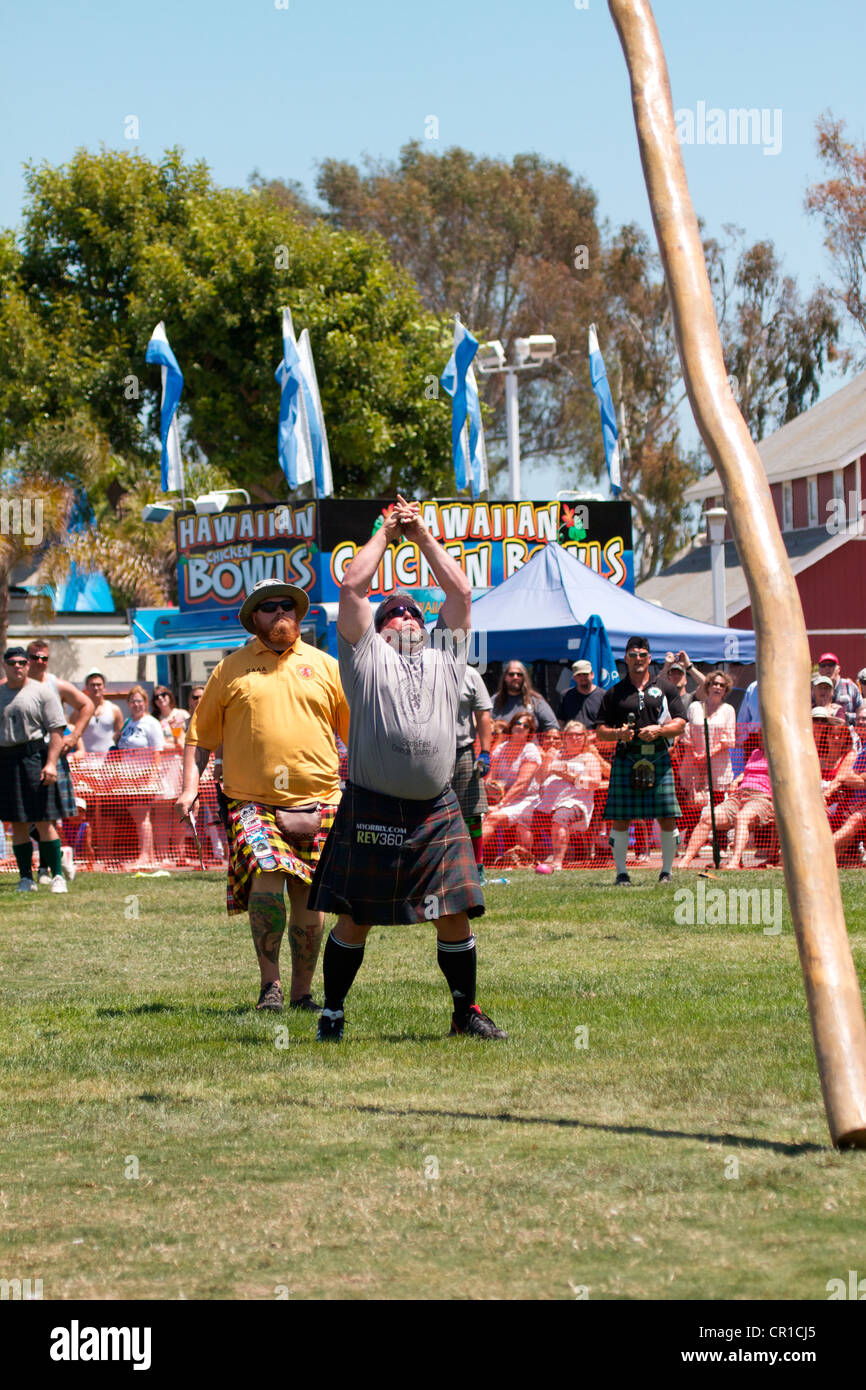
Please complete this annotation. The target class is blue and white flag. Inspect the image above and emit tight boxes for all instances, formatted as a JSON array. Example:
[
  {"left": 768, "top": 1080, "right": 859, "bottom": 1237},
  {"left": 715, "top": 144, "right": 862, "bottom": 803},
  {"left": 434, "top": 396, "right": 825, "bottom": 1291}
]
[
  {"left": 440, "top": 316, "right": 488, "bottom": 497},
  {"left": 275, "top": 309, "right": 333, "bottom": 495},
  {"left": 574, "top": 612, "right": 618, "bottom": 689},
  {"left": 588, "top": 323, "right": 621, "bottom": 497},
  {"left": 145, "top": 322, "right": 184, "bottom": 492}
]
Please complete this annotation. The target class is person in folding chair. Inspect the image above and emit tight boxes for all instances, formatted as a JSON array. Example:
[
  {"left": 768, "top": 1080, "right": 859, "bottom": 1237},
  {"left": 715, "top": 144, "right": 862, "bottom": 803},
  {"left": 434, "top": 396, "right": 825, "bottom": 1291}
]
[
  {"left": 308, "top": 495, "right": 505, "bottom": 1042},
  {"left": 594, "top": 635, "right": 687, "bottom": 885},
  {"left": 176, "top": 579, "right": 349, "bottom": 1013}
]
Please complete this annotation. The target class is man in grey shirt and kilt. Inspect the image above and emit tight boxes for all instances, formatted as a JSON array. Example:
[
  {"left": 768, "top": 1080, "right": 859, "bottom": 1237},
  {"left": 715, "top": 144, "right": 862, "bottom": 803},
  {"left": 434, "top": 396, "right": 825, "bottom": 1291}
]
[
  {"left": 308, "top": 496, "right": 506, "bottom": 1041},
  {"left": 0, "top": 647, "right": 69, "bottom": 892}
]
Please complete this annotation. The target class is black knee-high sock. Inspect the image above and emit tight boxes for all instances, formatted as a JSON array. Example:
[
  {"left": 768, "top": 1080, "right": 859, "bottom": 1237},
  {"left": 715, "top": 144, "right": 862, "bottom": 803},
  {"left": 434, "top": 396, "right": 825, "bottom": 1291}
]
[
  {"left": 322, "top": 930, "right": 365, "bottom": 1012},
  {"left": 437, "top": 935, "right": 477, "bottom": 1020},
  {"left": 14, "top": 842, "right": 34, "bottom": 880}
]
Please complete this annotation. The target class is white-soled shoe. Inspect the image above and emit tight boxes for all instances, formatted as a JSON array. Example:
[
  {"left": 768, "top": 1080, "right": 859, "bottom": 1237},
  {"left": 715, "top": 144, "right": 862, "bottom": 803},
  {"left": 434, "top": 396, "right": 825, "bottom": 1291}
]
[
  {"left": 17, "top": 878, "right": 38, "bottom": 893},
  {"left": 38, "top": 870, "right": 52, "bottom": 885},
  {"left": 61, "top": 846, "right": 77, "bottom": 881},
  {"left": 50, "top": 875, "right": 68, "bottom": 894}
]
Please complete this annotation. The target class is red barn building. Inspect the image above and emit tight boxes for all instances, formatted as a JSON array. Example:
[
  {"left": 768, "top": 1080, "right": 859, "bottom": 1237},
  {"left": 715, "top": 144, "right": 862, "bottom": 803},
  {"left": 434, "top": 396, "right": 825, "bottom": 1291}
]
[{"left": 638, "top": 371, "right": 866, "bottom": 679}]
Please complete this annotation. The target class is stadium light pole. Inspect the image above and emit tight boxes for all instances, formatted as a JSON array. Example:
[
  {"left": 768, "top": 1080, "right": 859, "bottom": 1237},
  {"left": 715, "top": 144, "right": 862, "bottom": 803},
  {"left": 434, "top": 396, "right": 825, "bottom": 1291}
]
[
  {"left": 142, "top": 488, "right": 251, "bottom": 522},
  {"left": 706, "top": 506, "right": 728, "bottom": 627},
  {"left": 476, "top": 335, "right": 556, "bottom": 499}
]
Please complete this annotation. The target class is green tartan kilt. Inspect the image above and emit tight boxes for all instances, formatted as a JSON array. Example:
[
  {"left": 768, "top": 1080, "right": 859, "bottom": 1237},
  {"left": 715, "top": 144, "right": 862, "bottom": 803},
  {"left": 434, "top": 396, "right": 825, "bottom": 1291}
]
[{"left": 603, "top": 744, "right": 681, "bottom": 822}]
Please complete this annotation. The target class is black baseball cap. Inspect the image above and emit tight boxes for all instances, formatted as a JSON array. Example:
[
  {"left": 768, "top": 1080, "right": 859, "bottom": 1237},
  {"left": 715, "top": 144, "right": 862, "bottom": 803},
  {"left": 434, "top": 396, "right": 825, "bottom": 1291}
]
[
  {"left": 625, "top": 635, "right": 650, "bottom": 654},
  {"left": 374, "top": 590, "right": 425, "bottom": 630}
]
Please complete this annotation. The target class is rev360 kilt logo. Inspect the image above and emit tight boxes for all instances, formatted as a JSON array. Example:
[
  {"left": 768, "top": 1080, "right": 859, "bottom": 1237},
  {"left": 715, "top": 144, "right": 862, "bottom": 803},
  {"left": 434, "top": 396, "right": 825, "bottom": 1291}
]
[{"left": 356, "top": 822, "right": 406, "bottom": 846}]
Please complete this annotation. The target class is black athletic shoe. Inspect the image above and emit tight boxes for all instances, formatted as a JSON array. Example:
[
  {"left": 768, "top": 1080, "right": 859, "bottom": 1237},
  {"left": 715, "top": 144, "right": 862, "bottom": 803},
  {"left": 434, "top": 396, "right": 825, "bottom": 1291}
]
[
  {"left": 256, "top": 981, "right": 284, "bottom": 1011},
  {"left": 658, "top": 871, "right": 673, "bottom": 884},
  {"left": 316, "top": 1008, "right": 345, "bottom": 1042},
  {"left": 615, "top": 872, "right": 632, "bottom": 886},
  {"left": 449, "top": 1003, "right": 507, "bottom": 1040},
  {"left": 289, "top": 993, "right": 322, "bottom": 1012}
]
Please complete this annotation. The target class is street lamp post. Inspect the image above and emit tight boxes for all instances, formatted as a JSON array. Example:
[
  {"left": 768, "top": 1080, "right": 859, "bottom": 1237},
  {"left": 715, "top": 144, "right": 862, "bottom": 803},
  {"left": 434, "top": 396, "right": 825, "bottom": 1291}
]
[
  {"left": 476, "top": 334, "right": 556, "bottom": 499},
  {"left": 706, "top": 506, "right": 728, "bottom": 627}
]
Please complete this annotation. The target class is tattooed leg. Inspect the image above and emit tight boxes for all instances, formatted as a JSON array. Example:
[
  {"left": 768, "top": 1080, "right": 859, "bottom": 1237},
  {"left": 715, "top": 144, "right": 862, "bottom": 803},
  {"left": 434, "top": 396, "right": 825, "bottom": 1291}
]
[
  {"left": 286, "top": 879, "right": 325, "bottom": 1001},
  {"left": 249, "top": 872, "right": 288, "bottom": 985}
]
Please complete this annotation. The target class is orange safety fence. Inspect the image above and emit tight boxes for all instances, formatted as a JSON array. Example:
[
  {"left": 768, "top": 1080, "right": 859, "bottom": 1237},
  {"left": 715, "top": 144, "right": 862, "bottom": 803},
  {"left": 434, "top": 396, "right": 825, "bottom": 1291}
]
[
  {"left": 1, "top": 748, "right": 227, "bottom": 876},
  {"left": 478, "top": 721, "right": 866, "bottom": 873},
  {"left": 2, "top": 722, "right": 865, "bottom": 875}
]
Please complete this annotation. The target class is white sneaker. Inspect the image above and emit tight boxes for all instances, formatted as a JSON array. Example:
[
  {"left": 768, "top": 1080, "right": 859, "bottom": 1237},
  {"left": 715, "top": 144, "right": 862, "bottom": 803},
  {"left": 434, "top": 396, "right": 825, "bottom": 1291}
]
[
  {"left": 61, "top": 846, "right": 77, "bottom": 881},
  {"left": 17, "top": 878, "right": 38, "bottom": 893},
  {"left": 37, "top": 870, "right": 52, "bottom": 885},
  {"left": 50, "top": 875, "right": 68, "bottom": 894}
]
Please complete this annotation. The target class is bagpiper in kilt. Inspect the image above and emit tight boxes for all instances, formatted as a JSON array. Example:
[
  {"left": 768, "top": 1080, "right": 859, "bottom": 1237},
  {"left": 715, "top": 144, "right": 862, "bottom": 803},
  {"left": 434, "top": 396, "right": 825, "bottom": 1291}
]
[{"left": 595, "top": 636, "right": 687, "bottom": 886}]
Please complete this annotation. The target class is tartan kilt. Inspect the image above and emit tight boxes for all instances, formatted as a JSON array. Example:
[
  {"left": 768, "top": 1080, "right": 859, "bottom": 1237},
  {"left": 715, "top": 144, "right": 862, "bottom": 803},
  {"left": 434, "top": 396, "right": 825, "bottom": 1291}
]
[
  {"left": 0, "top": 740, "right": 74, "bottom": 823},
  {"left": 55, "top": 753, "right": 77, "bottom": 819},
  {"left": 603, "top": 745, "right": 681, "bottom": 822},
  {"left": 308, "top": 780, "right": 485, "bottom": 926},
  {"left": 450, "top": 743, "right": 489, "bottom": 818},
  {"left": 224, "top": 798, "right": 339, "bottom": 916}
]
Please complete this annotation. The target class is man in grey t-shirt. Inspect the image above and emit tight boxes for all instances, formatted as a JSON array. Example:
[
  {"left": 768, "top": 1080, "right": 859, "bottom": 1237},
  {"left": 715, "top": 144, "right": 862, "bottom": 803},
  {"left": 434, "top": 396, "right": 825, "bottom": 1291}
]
[
  {"left": 308, "top": 495, "right": 506, "bottom": 1042},
  {"left": 0, "top": 647, "right": 68, "bottom": 892}
]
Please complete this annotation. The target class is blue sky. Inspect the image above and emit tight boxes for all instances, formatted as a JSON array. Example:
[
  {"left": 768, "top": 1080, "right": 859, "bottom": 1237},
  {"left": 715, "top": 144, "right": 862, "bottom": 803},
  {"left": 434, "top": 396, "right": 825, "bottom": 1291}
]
[{"left": 2, "top": 0, "right": 864, "bottom": 490}]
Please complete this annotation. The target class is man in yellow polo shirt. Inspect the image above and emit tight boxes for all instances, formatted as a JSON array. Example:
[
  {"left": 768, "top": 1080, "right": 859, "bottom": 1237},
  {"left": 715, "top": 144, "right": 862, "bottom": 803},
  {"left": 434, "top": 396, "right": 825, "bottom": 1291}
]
[{"left": 177, "top": 578, "right": 349, "bottom": 1013}]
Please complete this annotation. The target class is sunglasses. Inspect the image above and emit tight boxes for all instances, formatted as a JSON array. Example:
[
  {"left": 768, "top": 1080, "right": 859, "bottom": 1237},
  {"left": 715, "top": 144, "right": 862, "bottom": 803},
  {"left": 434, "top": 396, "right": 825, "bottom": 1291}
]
[
  {"left": 6, "top": 659, "right": 29, "bottom": 667},
  {"left": 628, "top": 648, "right": 649, "bottom": 657},
  {"left": 515, "top": 722, "right": 533, "bottom": 730},
  {"left": 27, "top": 654, "right": 48, "bottom": 663},
  {"left": 256, "top": 599, "right": 296, "bottom": 614},
  {"left": 380, "top": 604, "right": 423, "bottom": 624}
]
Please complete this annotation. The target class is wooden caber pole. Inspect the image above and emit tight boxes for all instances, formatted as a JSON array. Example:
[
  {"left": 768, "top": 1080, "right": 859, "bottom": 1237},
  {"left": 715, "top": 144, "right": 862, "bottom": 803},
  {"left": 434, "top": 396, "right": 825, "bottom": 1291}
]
[{"left": 608, "top": 0, "right": 866, "bottom": 1147}]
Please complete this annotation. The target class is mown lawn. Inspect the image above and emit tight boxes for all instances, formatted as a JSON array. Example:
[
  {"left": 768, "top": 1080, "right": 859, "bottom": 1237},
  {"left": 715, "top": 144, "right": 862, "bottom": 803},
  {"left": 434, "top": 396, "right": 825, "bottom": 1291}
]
[{"left": 1, "top": 867, "right": 865, "bottom": 1300}]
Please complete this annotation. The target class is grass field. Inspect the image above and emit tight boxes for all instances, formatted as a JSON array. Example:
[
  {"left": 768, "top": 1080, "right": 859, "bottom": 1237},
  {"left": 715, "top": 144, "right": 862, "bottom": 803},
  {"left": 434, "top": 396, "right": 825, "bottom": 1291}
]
[{"left": 2, "top": 867, "right": 866, "bottom": 1301}]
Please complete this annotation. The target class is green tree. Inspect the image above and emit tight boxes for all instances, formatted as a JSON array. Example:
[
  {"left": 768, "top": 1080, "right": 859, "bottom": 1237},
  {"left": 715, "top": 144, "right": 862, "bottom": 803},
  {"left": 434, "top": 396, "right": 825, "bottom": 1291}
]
[
  {"left": 708, "top": 228, "right": 840, "bottom": 440},
  {"left": 805, "top": 113, "right": 866, "bottom": 359},
  {"left": 316, "top": 142, "right": 605, "bottom": 471},
  {"left": 11, "top": 146, "right": 453, "bottom": 500}
]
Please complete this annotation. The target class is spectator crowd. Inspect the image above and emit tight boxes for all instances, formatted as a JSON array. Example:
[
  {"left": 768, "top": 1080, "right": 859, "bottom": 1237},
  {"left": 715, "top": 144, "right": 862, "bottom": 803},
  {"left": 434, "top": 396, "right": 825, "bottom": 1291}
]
[
  {"left": 1, "top": 641, "right": 225, "bottom": 887},
  {"left": 4, "top": 635, "right": 866, "bottom": 886}
]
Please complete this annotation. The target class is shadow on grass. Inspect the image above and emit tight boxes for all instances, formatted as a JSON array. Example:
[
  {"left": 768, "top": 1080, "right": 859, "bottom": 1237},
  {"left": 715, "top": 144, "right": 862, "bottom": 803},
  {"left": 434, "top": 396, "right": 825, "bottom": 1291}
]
[
  {"left": 277, "top": 1096, "right": 825, "bottom": 1157},
  {"left": 96, "top": 1002, "right": 253, "bottom": 1019}
]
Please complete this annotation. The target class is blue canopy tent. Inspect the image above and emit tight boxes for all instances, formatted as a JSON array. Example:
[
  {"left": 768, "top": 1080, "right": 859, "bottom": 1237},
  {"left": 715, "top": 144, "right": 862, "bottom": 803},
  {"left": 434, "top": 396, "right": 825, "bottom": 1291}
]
[{"left": 468, "top": 543, "right": 755, "bottom": 664}]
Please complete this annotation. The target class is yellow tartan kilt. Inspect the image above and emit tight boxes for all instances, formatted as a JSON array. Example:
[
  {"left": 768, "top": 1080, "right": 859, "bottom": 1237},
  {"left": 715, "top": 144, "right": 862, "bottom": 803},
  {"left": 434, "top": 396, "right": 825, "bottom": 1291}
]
[{"left": 225, "top": 799, "right": 339, "bottom": 915}]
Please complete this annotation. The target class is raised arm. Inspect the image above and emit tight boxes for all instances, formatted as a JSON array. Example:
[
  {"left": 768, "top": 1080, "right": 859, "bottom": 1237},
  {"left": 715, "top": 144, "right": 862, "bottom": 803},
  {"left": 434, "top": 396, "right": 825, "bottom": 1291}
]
[
  {"left": 337, "top": 506, "right": 403, "bottom": 644},
  {"left": 397, "top": 498, "right": 471, "bottom": 633}
]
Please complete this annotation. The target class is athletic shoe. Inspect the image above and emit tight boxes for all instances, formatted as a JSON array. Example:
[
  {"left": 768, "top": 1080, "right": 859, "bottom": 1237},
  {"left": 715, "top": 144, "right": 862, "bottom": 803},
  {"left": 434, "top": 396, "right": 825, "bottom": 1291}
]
[
  {"left": 658, "top": 871, "right": 673, "bottom": 884},
  {"left": 50, "top": 875, "right": 68, "bottom": 894},
  {"left": 289, "top": 994, "right": 322, "bottom": 1012},
  {"left": 615, "top": 872, "right": 632, "bottom": 886},
  {"left": 449, "top": 1003, "right": 508, "bottom": 1040},
  {"left": 37, "top": 869, "right": 52, "bottom": 886},
  {"left": 255, "top": 981, "right": 284, "bottom": 1011},
  {"left": 316, "top": 1008, "right": 345, "bottom": 1041},
  {"left": 16, "top": 878, "right": 37, "bottom": 893},
  {"left": 61, "top": 846, "right": 77, "bottom": 882},
  {"left": 477, "top": 866, "right": 487, "bottom": 886}
]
